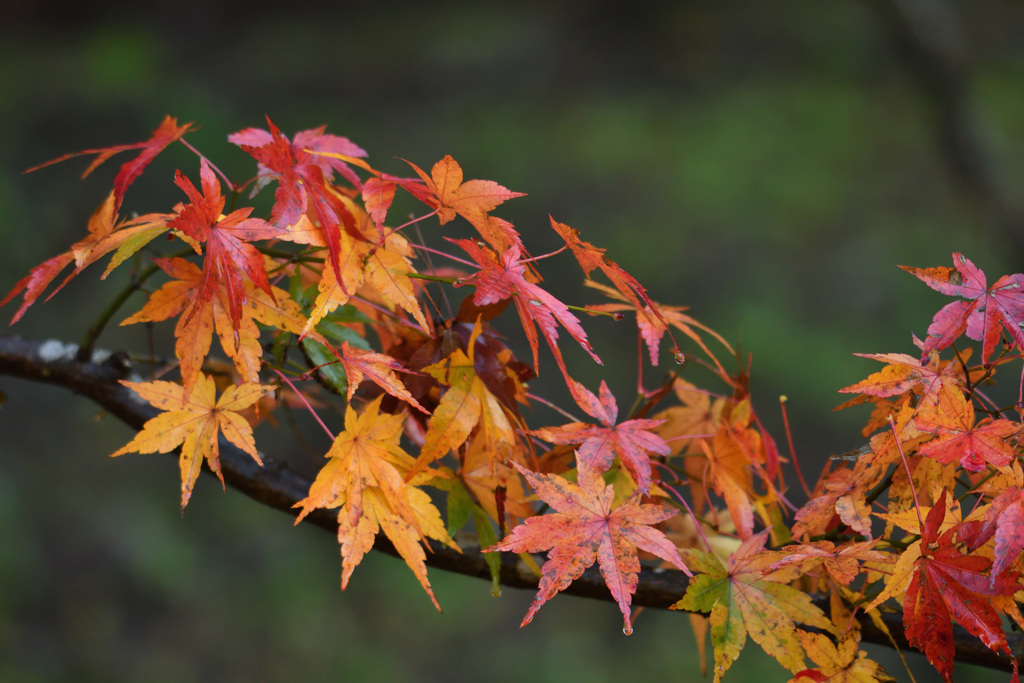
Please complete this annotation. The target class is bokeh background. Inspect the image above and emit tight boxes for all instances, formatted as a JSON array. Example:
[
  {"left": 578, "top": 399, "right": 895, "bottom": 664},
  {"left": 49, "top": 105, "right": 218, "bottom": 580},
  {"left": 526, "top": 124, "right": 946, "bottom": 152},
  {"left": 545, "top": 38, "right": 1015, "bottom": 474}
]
[{"left": 2, "top": 1, "right": 1024, "bottom": 681}]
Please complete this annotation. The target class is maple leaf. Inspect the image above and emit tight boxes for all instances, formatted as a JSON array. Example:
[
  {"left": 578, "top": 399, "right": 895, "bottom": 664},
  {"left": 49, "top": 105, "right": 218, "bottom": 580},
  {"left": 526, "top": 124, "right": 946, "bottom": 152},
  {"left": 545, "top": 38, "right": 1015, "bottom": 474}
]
[
  {"left": 554, "top": 218, "right": 734, "bottom": 371},
  {"left": 121, "top": 257, "right": 309, "bottom": 394},
  {"left": 2, "top": 193, "right": 170, "bottom": 324},
  {"left": 405, "top": 155, "right": 525, "bottom": 250},
  {"left": 699, "top": 399, "right": 780, "bottom": 541},
  {"left": 410, "top": 324, "right": 518, "bottom": 478},
  {"left": 529, "top": 379, "right": 669, "bottom": 493},
  {"left": 329, "top": 341, "right": 428, "bottom": 414},
  {"left": 293, "top": 396, "right": 457, "bottom": 609},
  {"left": 484, "top": 461, "right": 690, "bottom": 634},
  {"left": 26, "top": 115, "right": 194, "bottom": 211},
  {"left": 898, "top": 491, "right": 1019, "bottom": 681},
  {"left": 169, "top": 159, "right": 282, "bottom": 333},
  {"left": 452, "top": 238, "right": 601, "bottom": 397},
  {"left": 362, "top": 176, "right": 397, "bottom": 227},
  {"left": 673, "top": 531, "right": 834, "bottom": 682},
  {"left": 983, "top": 487, "right": 1024, "bottom": 578},
  {"left": 654, "top": 378, "right": 728, "bottom": 514},
  {"left": 791, "top": 630, "right": 894, "bottom": 683},
  {"left": 361, "top": 229, "right": 429, "bottom": 332},
  {"left": 791, "top": 458, "right": 882, "bottom": 539},
  {"left": 915, "top": 389, "right": 1020, "bottom": 472},
  {"left": 232, "top": 117, "right": 359, "bottom": 284},
  {"left": 229, "top": 123, "right": 366, "bottom": 189},
  {"left": 902, "top": 253, "right": 1024, "bottom": 362},
  {"left": 459, "top": 431, "right": 534, "bottom": 525},
  {"left": 111, "top": 373, "right": 269, "bottom": 510},
  {"left": 768, "top": 540, "right": 889, "bottom": 586},
  {"left": 837, "top": 352, "right": 963, "bottom": 413}
]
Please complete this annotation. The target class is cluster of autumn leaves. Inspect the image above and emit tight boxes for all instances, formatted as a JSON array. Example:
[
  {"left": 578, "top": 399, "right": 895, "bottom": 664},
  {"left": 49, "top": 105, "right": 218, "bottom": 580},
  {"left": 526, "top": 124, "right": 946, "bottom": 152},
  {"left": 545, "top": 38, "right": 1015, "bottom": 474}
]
[{"left": 7, "top": 117, "right": 1024, "bottom": 682}]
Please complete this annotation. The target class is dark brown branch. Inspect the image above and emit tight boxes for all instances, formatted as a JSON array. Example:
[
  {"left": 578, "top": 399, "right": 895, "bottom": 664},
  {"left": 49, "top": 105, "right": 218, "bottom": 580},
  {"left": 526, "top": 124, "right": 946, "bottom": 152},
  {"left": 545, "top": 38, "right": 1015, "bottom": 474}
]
[{"left": 0, "top": 333, "right": 1021, "bottom": 673}]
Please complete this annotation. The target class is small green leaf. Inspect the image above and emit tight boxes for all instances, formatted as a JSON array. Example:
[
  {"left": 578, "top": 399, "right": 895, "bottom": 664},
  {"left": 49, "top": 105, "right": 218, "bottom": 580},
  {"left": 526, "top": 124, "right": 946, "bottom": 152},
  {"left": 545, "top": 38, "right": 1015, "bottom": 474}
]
[
  {"left": 301, "top": 338, "right": 349, "bottom": 397},
  {"left": 102, "top": 224, "right": 168, "bottom": 277},
  {"left": 446, "top": 480, "right": 474, "bottom": 537},
  {"left": 471, "top": 505, "right": 502, "bottom": 596}
]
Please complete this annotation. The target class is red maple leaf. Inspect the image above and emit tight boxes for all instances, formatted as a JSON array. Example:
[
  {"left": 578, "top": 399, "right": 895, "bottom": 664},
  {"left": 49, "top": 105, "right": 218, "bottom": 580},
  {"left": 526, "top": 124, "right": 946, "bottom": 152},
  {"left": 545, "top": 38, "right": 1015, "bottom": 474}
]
[
  {"left": 903, "top": 490, "right": 1018, "bottom": 681},
  {"left": 27, "top": 115, "right": 194, "bottom": 211},
  {"left": 169, "top": 159, "right": 281, "bottom": 332},
  {"left": 529, "top": 380, "right": 668, "bottom": 493},
  {"left": 229, "top": 123, "right": 366, "bottom": 189},
  {"left": 902, "top": 253, "right": 1024, "bottom": 362},
  {"left": 484, "top": 461, "right": 690, "bottom": 634},
  {"left": 550, "top": 218, "right": 691, "bottom": 363},
  {"left": 232, "top": 117, "right": 360, "bottom": 285},
  {"left": 451, "top": 238, "right": 601, "bottom": 395},
  {"left": 328, "top": 341, "right": 428, "bottom": 414},
  {"left": 915, "top": 389, "right": 1020, "bottom": 473},
  {"left": 962, "top": 487, "right": 1024, "bottom": 578}
]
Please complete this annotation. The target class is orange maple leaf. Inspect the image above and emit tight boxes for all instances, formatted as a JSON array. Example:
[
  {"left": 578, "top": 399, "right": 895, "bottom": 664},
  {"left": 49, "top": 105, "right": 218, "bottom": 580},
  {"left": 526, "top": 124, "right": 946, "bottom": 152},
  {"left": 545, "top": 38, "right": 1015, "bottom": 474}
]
[
  {"left": 654, "top": 378, "right": 728, "bottom": 515},
  {"left": 325, "top": 341, "right": 428, "bottom": 414},
  {"left": 111, "top": 373, "right": 269, "bottom": 509},
  {"left": 791, "top": 458, "right": 882, "bottom": 540},
  {"left": 460, "top": 431, "right": 533, "bottom": 525},
  {"left": 698, "top": 399, "right": 781, "bottom": 541},
  {"left": 121, "top": 256, "right": 310, "bottom": 393},
  {"left": 293, "top": 396, "right": 457, "bottom": 609},
  {"left": 768, "top": 540, "right": 889, "bottom": 586},
  {"left": 485, "top": 461, "right": 690, "bottom": 634},
  {"left": 404, "top": 155, "right": 525, "bottom": 250},
  {"left": 2, "top": 193, "right": 170, "bottom": 324}
]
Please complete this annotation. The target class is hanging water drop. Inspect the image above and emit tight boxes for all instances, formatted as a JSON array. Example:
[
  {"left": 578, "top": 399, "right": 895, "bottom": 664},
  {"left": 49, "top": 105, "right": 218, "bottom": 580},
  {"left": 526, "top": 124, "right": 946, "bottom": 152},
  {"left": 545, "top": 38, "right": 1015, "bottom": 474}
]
[
  {"left": 622, "top": 625, "right": 633, "bottom": 636},
  {"left": 673, "top": 349, "right": 686, "bottom": 365}
]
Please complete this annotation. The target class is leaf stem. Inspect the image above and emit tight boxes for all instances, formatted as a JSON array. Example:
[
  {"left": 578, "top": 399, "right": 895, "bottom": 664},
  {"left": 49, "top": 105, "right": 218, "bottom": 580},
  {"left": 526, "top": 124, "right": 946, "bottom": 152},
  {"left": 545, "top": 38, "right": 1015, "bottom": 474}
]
[
  {"left": 271, "top": 367, "right": 335, "bottom": 441},
  {"left": 779, "top": 395, "right": 811, "bottom": 498},
  {"left": 889, "top": 415, "right": 923, "bottom": 530}
]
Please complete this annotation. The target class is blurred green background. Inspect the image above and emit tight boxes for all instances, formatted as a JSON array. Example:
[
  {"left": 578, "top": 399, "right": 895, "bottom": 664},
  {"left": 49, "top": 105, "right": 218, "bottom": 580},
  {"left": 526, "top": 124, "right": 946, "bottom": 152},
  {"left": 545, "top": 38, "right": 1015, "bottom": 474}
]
[{"left": 2, "top": 1, "right": 1023, "bottom": 681}]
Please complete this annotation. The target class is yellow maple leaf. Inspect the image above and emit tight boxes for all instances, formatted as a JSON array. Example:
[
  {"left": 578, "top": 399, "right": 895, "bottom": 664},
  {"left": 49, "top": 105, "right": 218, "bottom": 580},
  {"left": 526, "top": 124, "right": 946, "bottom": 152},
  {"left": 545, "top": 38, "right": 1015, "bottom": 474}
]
[
  {"left": 293, "top": 395, "right": 457, "bottom": 609},
  {"left": 791, "top": 630, "right": 894, "bottom": 682},
  {"left": 411, "top": 323, "right": 518, "bottom": 479},
  {"left": 111, "top": 373, "right": 270, "bottom": 509}
]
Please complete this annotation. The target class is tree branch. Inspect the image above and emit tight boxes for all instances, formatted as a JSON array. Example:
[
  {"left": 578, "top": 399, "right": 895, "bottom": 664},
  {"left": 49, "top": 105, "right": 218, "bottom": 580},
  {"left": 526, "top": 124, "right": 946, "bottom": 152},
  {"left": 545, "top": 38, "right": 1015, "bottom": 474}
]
[{"left": 0, "top": 333, "right": 1020, "bottom": 673}]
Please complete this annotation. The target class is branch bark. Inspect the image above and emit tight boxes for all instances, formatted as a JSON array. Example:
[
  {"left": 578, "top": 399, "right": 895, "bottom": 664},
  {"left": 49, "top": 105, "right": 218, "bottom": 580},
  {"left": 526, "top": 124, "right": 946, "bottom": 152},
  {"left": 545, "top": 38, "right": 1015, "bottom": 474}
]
[{"left": 0, "top": 333, "right": 1020, "bottom": 673}]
